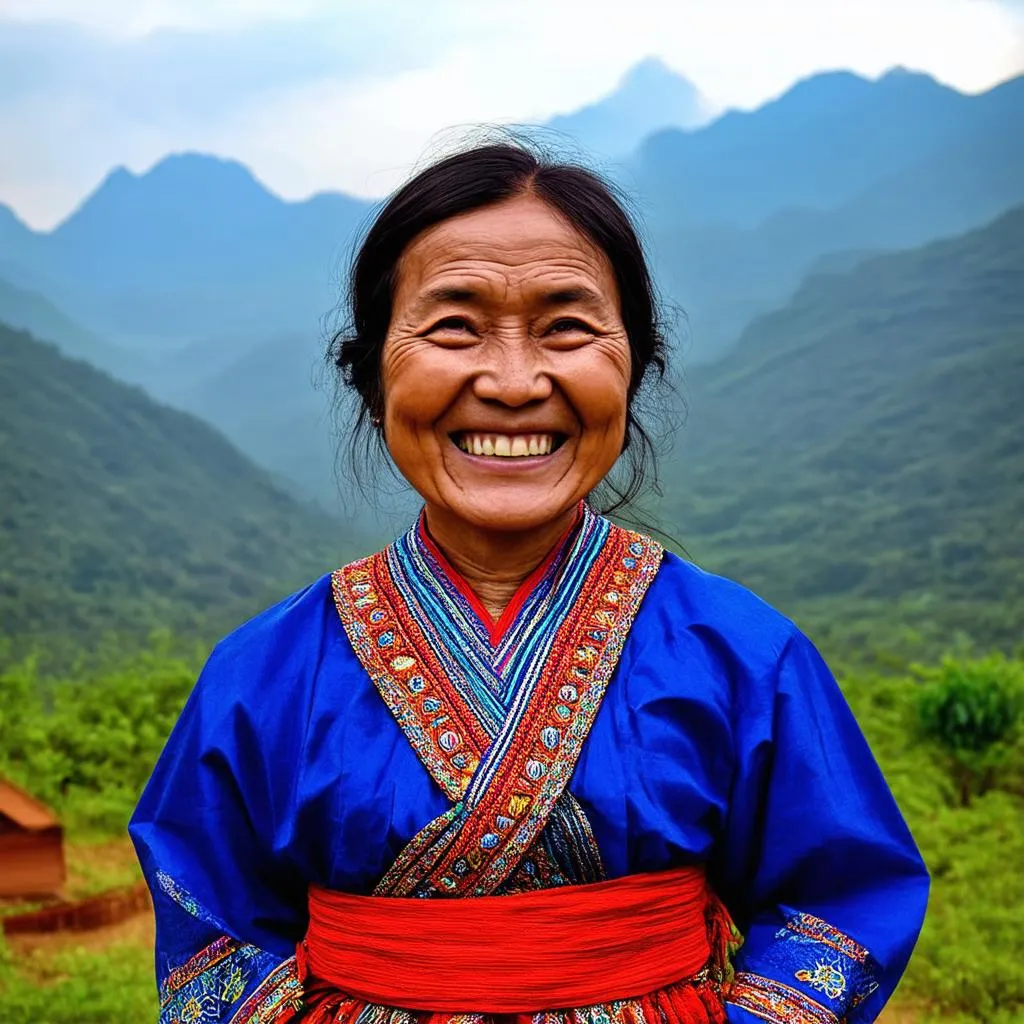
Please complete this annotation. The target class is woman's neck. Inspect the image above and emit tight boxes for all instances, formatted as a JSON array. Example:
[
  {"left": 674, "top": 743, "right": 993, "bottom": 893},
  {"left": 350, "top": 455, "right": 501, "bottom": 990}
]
[{"left": 423, "top": 505, "right": 579, "bottom": 620}]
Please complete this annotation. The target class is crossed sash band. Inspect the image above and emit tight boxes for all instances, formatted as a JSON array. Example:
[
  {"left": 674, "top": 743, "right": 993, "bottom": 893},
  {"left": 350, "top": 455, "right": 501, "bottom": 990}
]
[{"left": 295, "top": 515, "right": 735, "bottom": 1021}]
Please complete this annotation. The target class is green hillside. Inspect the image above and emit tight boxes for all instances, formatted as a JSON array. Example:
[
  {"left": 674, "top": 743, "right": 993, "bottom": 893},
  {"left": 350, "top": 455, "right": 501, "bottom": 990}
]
[
  {"left": 664, "top": 206, "right": 1024, "bottom": 661},
  {"left": 0, "top": 324, "right": 351, "bottom": 661},
  {"left": 0, "top": 274, "right": 127, "bottom": 371}
]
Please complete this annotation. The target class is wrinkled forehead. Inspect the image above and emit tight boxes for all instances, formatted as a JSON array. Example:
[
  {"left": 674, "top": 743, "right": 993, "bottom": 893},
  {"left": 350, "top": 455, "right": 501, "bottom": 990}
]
[{"left": 392, "top": 196, "right": 619, "bottom": 308}]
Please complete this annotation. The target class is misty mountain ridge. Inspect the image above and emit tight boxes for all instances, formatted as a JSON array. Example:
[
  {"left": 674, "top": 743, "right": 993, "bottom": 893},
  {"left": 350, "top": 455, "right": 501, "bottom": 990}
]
[
  {"left": 0, "top": 63, "right": 1018, "bottom": 359},
  {"left": 632, "top": 65, "right": 995, "bottom": 228},
  {"left": 0, "top": 321, "right": 358, "bottom": 656},
  {"left": 2, "top": 152, "right": 373, "bottom": 349},
  {"left": 664, "top": 203, "right": 1024, "bottom": 658},
  {"left": 0, "top": 60, "right": 1021, "bottom": 510},
  {"left": 545, "top": 57, "right": 714, "bottom": 157}
]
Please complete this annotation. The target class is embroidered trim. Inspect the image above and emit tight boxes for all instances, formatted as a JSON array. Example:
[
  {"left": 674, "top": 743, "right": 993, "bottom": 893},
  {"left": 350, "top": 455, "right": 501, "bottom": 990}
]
[
  {"left": 157, "top": 869, "right": 228, "bottom": 931},
  {"left": 333, "top": 510, "right": 663, "bottom": 898},
  {"left": 764, "top": 909, "right": 882, "bottom": 1015},
  {"left": 787, "top": 913, "right": 871, "bottom": 964},
  {"left": 161, "top": 934, "right": 240, "bottom": 1003},
  {"left": 155, "top": 872, "right": 301, "bottom": 1023},
  {"left": 229, "top": 957, "right": 304, "bottom": 1023},
  {"left": 333, "top": 560, "right": 483, "bottom": 801},
  {"left": 728, "top": 974, "right": 840, "bottom": 1024},
  {"left": 466, "top": 528, "right": 662, "bottom": 896},
  {"left": 160, "top": 937, "right": 284, "bottom": 1022}
]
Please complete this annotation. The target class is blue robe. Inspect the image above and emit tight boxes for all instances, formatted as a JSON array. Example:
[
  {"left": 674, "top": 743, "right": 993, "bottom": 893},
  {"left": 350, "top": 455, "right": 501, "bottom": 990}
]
[{"left": 130, "top": 512, "right": 928, "bottom": 1024}]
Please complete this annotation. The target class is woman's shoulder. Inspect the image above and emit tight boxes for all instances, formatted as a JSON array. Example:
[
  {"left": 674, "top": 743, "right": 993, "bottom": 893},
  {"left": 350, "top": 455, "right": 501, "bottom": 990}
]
[
  {"left": 196, "top": 571, "right": 345, "bottom": 708},
  {"left": 640, "top": 548, "right": 804, "bottom": 672},
  {"left": 214, "top": 571, "right": 337, "bottom": 658}
]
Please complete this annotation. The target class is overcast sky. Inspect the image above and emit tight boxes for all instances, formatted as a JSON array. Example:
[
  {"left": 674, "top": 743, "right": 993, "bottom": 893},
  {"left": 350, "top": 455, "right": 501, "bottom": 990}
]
[{"left": 2, "top": 0, "right": 1022, "bottom": 229}]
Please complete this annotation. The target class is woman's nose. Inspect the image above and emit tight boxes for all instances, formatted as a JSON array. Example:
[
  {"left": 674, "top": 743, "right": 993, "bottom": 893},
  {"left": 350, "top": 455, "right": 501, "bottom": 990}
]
[{"left": 472, "top": 337, "right": 553, "bottom": 407}]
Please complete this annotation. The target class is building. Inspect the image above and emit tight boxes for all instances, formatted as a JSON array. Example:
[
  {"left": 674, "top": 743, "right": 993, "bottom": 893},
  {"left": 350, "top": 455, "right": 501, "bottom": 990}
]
[{"left": 0, "top": 777, "right": 65, "bottom": 898}]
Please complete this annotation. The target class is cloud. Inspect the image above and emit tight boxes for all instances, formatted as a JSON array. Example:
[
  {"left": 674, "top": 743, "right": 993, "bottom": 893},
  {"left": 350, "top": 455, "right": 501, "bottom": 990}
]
[
  {"left": 0, "top": 0, "right": 330, "bottom": 35},
  {"left": 0, "top": 14, "right": 442, "bottom": 121},
  {"left": 1, "top": 0, "right": 1022, "bottom": 228}
]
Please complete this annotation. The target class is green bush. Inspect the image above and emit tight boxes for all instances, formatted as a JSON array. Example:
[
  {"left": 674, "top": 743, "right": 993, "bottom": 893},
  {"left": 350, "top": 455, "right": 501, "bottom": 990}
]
[
  {"left": 917, "top": 654, "right": 1024, "bottom": 806},
  {"left": 0, "top": 636, "right": 199, "bottom": 834}
]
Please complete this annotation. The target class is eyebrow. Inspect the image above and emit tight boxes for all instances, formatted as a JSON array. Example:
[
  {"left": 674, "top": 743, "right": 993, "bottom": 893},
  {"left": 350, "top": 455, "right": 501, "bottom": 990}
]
[
  {"left": 420, "top": 285, "right": 480, "bottom": 306},
  {"left": 539, "top": 286, "right": 606, "bottom": 310},
  {"left": 417, "top": 284, "right": 608, "bottom": 309}
]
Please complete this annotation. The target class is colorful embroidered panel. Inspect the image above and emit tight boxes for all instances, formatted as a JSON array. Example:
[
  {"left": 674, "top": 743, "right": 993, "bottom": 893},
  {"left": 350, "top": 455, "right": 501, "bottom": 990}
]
[
  {"left": 332, "top": 506, "right": 664, "bottom": 898},
  {"left": 726, "top": 910, "right": 881, "bottom": 1024},
  {"left": 156, "top": 871, "right": 303, "bottom": 1023},
  {"left": 727, "top": 975, "right": 840, "bottom": 1024}
]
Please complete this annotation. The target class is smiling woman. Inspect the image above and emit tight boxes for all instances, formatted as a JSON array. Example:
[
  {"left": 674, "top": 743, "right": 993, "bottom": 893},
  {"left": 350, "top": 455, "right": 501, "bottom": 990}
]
[{"left": 129, "top": 142, "right": 929, "bottom": 1024}]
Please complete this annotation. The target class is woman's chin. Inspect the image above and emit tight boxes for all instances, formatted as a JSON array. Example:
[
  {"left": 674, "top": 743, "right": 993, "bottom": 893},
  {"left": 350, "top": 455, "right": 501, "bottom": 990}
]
[{"left": 438, "top": 483, "right": 581, "bottom": 536}]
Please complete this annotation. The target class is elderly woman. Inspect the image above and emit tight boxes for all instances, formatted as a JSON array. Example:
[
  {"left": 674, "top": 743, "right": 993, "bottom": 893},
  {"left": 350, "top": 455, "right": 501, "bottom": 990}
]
[{"left": 130, "top": 143, "right": 928, "bottom": 1024}]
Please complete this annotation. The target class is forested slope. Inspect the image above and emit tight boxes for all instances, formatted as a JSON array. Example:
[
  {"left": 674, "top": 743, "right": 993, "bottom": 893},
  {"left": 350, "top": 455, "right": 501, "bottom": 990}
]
[
  {"left": 665, "top": 207, "right": 1024, "bottom": 658},
  {"left": 0, "top": 325, "right": 350, "bottom": 657}
]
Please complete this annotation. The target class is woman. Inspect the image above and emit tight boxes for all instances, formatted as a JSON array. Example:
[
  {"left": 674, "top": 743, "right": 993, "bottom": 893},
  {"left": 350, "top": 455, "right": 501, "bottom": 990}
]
[{"left": 130, "top": 143, "right": 929, "bottom": 1024}]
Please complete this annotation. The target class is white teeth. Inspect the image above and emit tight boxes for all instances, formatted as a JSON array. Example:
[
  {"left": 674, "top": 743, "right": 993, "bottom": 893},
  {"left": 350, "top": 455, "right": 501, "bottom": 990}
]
[{"left": 457, "top": 433, "right": 557, "bottom": 458}]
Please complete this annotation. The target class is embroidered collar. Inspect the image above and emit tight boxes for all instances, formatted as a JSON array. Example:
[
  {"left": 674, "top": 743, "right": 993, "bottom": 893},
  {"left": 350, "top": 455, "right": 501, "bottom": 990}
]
[
  {"left": 381, "top": 504, "right": 604, "bottom": 721},
  {"left": 413, "top": 502, "right": 585, "bottom": 647},
  {"left": 332, "top": 509, "right": 664, "bottom": 896}
]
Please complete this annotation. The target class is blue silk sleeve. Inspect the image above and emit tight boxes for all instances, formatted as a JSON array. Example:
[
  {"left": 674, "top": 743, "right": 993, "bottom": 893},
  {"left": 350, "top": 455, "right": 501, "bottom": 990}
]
[
  {"left": 129, "top": 614, "right": 312, "bottom": 1021},
  {"left": 718, "top": 631, "right": 930, "bottom": 1024}
]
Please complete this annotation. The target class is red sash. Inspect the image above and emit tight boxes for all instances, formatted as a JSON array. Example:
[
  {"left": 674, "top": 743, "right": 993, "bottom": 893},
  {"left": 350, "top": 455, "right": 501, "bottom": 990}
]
[{"left": 297, "top": 867, "right": 730, "bottom": 1015}]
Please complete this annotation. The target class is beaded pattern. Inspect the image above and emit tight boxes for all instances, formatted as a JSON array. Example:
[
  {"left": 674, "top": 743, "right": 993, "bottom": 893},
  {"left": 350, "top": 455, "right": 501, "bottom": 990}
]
[
  {"left": 332, "top": 509, "right": 663, "bottom": 899},
  {"left": 727, "top": 975, "right": 840, "bottom": 1024}
]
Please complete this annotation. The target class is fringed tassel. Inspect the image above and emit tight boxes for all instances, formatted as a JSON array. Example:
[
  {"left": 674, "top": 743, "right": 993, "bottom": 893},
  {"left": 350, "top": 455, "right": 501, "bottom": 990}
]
[{"left": 703, "top": 889, "right": 743, "bottom": 986}]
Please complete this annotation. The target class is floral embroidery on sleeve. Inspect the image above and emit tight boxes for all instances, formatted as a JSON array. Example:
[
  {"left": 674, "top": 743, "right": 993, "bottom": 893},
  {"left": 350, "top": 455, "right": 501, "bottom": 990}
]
[{"left": 726, "top": 910, "right": 881, "bottom": 1024}]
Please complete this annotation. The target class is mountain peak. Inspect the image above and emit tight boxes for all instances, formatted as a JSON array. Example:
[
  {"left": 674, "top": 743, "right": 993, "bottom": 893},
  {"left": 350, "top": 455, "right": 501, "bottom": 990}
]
[
  {"left": 620, "top": 56, "right": 682, "bottom": 87},
  {"left": 92, "top": 152, "right": 273, "bottom": 202},
  {"left": 546, "top": 56, "right": 712, "bottom": 157},
  {"left": 54, "top": 152, "right": 279, "bottom": 240}
]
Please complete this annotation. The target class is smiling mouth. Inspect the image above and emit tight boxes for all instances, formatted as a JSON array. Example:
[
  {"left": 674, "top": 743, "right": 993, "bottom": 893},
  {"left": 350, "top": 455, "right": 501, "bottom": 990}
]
[{"left": 452, "top": 432, "right": 566, "bottom": 458}]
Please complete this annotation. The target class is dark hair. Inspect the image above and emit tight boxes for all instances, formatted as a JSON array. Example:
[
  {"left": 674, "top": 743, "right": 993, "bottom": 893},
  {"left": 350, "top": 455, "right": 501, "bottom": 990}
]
[{"left": 330, "top": 138, "right": 672, "bottom": 518}]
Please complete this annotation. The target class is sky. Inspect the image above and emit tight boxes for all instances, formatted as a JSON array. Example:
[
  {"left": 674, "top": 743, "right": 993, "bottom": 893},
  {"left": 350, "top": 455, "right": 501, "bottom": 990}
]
[{"left": 2, "top": 0, "right": 1023, "bottom": 229}]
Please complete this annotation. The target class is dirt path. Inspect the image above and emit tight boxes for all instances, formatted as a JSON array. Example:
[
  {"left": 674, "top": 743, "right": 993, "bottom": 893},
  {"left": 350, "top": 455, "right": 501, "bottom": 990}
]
[{"left": 8, "top": 908, "right": 154, "bottom": 958}]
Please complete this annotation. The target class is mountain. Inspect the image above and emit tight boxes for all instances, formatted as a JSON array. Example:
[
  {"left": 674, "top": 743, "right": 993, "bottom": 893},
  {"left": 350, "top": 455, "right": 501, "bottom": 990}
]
[
  {"left": 0, "top": 154, "right": 373, "bottom": 350},
  {"left": 0, "top": 67, "right": 1020, "bottom": 509},
  {"left": 546, "top": 58, "right": 713, "bottom": 158},
  {"left": 648, "top": 73, "right": 1024, "bottom": 360},
  {"left": 173, "top": 330, "right": 336, "bottom": 499},
  {"left": 633, "top": 67, "right": 979, "bottom": 228},
  {"left": 661, "top": 206, "right": 1024, "bottom": 660},
  {"left": 0, "top": 273, "right": 134, "bottom": 373},
  {"left": 0, "top": 204, "right": 35, "bottom": 261},
  {"left": 0, "top": 322, "right": 358, "bottom": 657}
]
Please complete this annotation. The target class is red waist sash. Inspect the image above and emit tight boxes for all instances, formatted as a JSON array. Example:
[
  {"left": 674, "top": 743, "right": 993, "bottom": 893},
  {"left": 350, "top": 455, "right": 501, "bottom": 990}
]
[{"left": 298, "top": 866, "right": 718, "bottom": 1013}]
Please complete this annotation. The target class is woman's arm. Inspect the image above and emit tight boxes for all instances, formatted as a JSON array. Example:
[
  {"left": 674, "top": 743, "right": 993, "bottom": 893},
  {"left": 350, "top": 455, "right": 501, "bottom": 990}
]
[
  {"left": 129, "top": 640, "right": 309, "bottom": 1022},
  {"left": 718, "top": 632, "right": 930, "bottom": 1024}
]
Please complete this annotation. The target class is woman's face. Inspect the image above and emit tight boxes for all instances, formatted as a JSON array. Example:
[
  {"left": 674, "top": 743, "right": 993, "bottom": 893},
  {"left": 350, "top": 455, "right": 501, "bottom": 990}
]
[{"left": 380, "top": 194, "right": 632, "bottom": 536}]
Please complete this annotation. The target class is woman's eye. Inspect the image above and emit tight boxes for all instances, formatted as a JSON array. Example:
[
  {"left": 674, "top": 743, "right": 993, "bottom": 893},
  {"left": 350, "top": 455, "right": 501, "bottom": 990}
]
[
  {"left": 426, "top": 316, "right": 474, "bottom": 334},
  {"left": 547, "top": 318, "right": 593, "bottom": 338}
]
